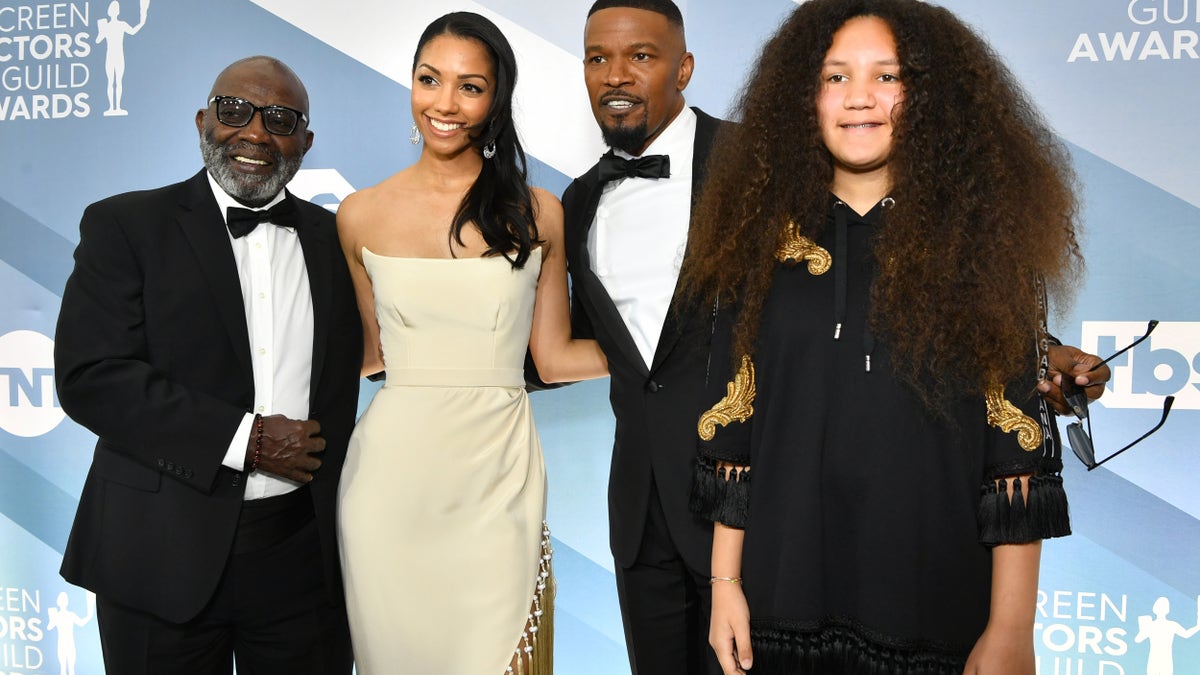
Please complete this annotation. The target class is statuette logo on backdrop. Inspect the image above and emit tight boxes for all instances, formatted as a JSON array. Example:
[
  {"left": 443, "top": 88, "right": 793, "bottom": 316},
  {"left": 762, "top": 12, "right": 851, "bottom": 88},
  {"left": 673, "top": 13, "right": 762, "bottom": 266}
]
[
  {"left": 0, "top": 0, "right": 151, "bottom": 122},
  {"left": 96, "top": 0, "right": 149, "bottom": 116},
  {"left": 0, "top": 330, "right": 64, "bottom": 437},
  {"left": 45, "top": 590, "right": 96, "bottom": 675},
  {"left": 1035, "top": 589, "right": 1200, "bottom": 675},
  {"left": 0, "top": 586, "right": 95, "bottom": 674}
]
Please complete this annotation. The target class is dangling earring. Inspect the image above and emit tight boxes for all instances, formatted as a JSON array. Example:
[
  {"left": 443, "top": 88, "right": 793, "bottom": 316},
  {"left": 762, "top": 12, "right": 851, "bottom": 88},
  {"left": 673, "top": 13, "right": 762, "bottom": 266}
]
[
  {"left": 409, "top": 122, "right": 421, "bottom": 145},
  {"left": 481, "top": 119, "right": 497, "bottom": 159}
]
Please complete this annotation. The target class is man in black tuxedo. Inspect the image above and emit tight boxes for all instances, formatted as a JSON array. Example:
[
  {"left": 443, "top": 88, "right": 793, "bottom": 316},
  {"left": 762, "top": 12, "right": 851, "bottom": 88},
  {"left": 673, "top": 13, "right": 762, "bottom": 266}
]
[
  {"left": 563, "top": 2, "right": 724, "bottom": 673},
  {"left": 54, "top": 56, "right": 360, "bottom": 674}
]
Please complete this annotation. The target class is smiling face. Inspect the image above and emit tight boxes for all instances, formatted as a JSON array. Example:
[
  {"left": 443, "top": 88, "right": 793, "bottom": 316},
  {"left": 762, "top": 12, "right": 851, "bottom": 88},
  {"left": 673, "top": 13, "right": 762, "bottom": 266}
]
[
  {"left": 817, "top": 15, "right": 903, "bottom": 189},
  {"left": 195, "top": 58, "right": 312, "bottom": 207},
  {"left": 583, "top": 7, "right": 693, "bottom": 156},
  {"left": 411, "top": 34, "right": 496, "bottom": 158}
]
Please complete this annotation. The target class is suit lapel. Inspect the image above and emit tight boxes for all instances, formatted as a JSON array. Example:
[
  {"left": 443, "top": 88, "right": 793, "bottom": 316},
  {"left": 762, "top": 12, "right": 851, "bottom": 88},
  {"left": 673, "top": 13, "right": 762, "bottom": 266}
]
[
  {"left": 176, "top": 171, "right": 254, "bottom": 386},
  {"left": 293, "top": 194, "right": 332, "bottom": 411},
  {"left": 570, "top": 168, "right": 651, "bottom": 377},
  {"left": 649, "top": 108, "right": 723, "bottom": 373}
]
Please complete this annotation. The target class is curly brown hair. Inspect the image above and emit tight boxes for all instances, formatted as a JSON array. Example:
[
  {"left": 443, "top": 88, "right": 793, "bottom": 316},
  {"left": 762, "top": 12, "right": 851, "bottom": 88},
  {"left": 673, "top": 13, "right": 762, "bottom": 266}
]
[{"left": 680, "top": 0, "right": 1081, "bottom": 406}]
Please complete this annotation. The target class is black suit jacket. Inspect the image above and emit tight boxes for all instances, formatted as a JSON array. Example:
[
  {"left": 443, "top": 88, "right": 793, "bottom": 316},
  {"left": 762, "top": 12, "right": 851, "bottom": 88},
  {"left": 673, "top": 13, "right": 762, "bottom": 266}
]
[
  {"left": 562, "top": 108, "right": 726, "bottom": 570},
  {"left": 55, "top": 170, "right": 362, "bottom": 623}
]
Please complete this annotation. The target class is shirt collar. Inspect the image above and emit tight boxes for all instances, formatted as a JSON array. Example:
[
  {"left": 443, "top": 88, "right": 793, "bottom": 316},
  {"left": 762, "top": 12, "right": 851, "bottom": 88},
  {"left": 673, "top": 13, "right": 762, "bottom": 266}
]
[{"left": 613, "top": 106, "right": 697, "bottom": 166}]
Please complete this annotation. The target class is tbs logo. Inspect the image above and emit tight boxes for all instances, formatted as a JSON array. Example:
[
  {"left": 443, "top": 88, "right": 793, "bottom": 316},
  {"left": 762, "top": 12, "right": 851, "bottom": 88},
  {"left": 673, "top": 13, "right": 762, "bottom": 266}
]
[{"left": 1081, "top": 321, "right": 1199, "bottom": 411}]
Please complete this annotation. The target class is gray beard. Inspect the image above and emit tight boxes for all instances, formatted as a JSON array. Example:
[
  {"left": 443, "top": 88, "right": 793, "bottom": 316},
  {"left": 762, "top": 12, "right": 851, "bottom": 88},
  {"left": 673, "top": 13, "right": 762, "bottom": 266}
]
[{"left": 199, "top": 131, "right": 303, "bottom": 207}]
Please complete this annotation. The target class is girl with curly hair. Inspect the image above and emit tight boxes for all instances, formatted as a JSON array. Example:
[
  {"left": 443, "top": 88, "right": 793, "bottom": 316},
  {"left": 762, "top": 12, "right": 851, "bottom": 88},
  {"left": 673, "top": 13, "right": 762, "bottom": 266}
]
[{"left": 682, "top": 1, "right": 1082, "bottom": 673}]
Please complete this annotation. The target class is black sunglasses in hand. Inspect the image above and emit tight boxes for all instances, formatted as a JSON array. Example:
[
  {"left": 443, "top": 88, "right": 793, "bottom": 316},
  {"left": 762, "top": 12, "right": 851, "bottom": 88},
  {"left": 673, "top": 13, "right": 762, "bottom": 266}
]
[{"left": 1061, "top": 320, "right": 1174, "bottom": 470}]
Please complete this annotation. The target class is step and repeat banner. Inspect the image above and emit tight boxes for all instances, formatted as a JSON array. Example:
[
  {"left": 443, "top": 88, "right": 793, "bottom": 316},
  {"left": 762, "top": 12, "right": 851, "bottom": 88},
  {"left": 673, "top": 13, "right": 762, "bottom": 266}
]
[{"left": 1, "top": 0, "right": 1197, "bottom": 673}]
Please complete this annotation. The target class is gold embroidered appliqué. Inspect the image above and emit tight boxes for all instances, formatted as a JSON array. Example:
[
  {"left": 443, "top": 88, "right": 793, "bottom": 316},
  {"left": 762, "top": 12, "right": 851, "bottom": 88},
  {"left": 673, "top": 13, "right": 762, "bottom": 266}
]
[
  {"left": 986, "top": 385, "right": 1042, "bottom": 451},
  {"left": 775, "top": 220, "right": 832, "bottom": 275},
  {"left": 698, "top": 355, "right": 756, "bottom": 441}
]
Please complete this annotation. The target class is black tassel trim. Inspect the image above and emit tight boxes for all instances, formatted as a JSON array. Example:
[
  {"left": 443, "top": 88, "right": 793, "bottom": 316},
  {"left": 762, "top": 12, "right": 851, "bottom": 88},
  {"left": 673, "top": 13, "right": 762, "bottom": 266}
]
[
  {"left": 1028, "top": 473, "right": 1071, "bottom": 539},
  {"left": 689, "top": 456, "right": 751, "bottom": 528},
  {"left": 750, "top": 621, "right": 966, "bottom": 675},
  {"left": 978, "top": 473, "right": 1070, "bottom": 545}
]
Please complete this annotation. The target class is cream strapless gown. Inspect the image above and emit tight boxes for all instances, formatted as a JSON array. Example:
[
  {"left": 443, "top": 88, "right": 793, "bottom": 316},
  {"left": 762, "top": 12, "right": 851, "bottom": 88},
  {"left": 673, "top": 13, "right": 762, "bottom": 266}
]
[{"left": 338, "top": 247, "right": 552, "bottom": 674}]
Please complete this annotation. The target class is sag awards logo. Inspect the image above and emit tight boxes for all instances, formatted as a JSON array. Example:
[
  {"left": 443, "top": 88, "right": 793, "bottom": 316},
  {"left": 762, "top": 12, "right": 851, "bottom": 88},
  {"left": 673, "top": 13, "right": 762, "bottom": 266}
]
[
  {"left": 0, "top": 330, "right": 64, "bottom": 438},
  {"left": 1068, "top": 0, "right": 1200, "bottom": 62},
  {"left": 0, "top": 0, "right": 151, "bottom": 122},
  {"left": 1, "top": 587, "right": 94, "bottom": 675},
  {"left": 1036, "top": 590, "right": 1200, "bottom": 674},
  {"left": 1080, "top": 321, "right": 1200, "bottom": 411}
]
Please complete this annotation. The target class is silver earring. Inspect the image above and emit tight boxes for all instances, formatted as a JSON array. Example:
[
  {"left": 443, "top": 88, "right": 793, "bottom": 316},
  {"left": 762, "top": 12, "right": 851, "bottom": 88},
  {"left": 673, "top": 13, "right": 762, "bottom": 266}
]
[
  {"left": 482, "top": 141, "right": 497, "bottom": 159},
  {"left": 409, "top": 122, "right": 421, "bottom": 145}
]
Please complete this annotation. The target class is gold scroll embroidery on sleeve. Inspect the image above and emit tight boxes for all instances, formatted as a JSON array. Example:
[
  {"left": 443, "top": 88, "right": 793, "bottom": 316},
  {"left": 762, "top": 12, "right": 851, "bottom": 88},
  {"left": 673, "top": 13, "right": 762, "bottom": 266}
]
[
  {"left": 698, "top": 355, "right": 756, "bottom": 441},
  {"left": 985, "top": 384, "right": 1042, "bottom": 451}
]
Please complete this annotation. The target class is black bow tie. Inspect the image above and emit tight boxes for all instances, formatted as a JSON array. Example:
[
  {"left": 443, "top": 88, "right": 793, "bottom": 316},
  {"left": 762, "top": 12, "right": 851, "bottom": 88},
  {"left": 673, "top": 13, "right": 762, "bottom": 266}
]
[
  {"left": 226, "top": 199, "right": 298, "bottom": 238},
  {"left": 597, "top": 151, "right": 671, "bottom": 184}
]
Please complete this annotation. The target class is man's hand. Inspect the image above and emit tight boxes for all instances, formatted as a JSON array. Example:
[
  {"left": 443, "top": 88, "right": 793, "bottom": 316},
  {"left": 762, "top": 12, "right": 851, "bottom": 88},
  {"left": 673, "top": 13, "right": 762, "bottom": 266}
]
[
  {"left": 247, "top": 415, "right": 326, "bottom": 483},
  {"left": 1039, "top": 345, "right": 1111, "bottom": 416}
]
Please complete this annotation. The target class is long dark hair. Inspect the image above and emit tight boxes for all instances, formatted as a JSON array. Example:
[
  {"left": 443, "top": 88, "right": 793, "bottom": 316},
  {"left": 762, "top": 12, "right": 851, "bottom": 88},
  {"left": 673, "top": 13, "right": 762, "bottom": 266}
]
[
  {"left": 680, "top": 0, "right": 1081, "bottom": 406},
  {"left": 414, "top": 12, "right": 539, "bottom": 268}
]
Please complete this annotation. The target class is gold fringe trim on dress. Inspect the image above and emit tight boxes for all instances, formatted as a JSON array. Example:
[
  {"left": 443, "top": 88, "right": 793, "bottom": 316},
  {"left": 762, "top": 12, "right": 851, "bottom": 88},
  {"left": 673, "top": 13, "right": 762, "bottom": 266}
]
[
  {"left": 985, "top": 385, "right": 1042, "bottom": 451},
  {"left": 506, "top": 521, "right": 555, "bottom": 674},
  {"left": 776, "top": 220, "right": 832, "bottom": 275},
  {"left": 698, "top": 355, "right": 756, "bottom": 441}
]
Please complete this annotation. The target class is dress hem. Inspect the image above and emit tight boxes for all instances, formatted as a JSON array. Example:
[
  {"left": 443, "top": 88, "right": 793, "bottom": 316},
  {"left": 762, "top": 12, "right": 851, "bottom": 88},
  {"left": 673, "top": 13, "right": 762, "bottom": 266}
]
[{"left": 749, "top": 617, "right": 968, "bottom": 675}]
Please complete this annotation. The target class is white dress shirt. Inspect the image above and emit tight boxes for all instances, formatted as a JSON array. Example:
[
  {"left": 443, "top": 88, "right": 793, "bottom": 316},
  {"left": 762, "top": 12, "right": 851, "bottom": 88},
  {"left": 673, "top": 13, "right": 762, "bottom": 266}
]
[
  {"left": 208, "top": 173, "right": 315, "bottom": 500},
  {"left": 587, "top": 107, "right": 696, "bottom": 368}
]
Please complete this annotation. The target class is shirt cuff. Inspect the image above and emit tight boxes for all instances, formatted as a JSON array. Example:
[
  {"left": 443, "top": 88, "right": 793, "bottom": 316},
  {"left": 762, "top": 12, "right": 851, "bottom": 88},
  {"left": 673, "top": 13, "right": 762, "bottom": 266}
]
[{"left": 222, "top": 412, "right": 256, "bottom": 472}]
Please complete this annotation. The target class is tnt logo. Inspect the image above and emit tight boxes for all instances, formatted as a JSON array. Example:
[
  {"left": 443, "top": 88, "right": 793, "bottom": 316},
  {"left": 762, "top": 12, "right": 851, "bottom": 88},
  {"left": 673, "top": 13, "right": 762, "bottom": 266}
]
[
  {"left": 286, "top": 168, "right": 356, "bottom": 213},
  {"left": 0, "top": 330, "right": 65, "bottom": 437},
  {"left": 1081, "top": 321, "right": 1200, "bottom": 411}
]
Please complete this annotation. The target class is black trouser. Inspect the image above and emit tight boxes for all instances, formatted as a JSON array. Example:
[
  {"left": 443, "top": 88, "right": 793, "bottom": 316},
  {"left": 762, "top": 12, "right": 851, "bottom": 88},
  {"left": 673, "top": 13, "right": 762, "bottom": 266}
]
[
  {"left": 96, "top": 489, "right": 352, "bottom": 675},
  {"left": 615, "top": 480, "right": 723, "bottom": 675}
]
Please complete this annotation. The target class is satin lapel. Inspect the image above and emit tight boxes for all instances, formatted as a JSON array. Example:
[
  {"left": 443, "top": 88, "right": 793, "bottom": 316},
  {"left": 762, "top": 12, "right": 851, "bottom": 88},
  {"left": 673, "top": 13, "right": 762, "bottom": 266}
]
[
  {"left": 649, "top": 109, "right": 723, "bottom": 373},
  {"left": 176, "top": 171, "right": 254, "bottom": 385},
  {"left": 571, "top": 170, "right": 650, "bottom": 377},
  {"left": 293, "top": 194, "right": 332, "bottom": 411}
]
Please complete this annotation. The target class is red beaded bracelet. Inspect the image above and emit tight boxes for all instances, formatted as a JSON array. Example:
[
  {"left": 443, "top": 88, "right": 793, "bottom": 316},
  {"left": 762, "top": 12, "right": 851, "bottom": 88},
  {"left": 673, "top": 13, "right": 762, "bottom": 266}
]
[{"left": 250, "top": 413, "right": 263, "bottom": 472}]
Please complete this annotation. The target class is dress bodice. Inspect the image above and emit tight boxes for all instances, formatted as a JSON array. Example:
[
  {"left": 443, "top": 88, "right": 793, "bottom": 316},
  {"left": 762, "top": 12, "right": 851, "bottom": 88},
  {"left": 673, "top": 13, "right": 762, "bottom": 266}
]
[{"left": 362, "top": 247, "right": 541, "bottom": 387}]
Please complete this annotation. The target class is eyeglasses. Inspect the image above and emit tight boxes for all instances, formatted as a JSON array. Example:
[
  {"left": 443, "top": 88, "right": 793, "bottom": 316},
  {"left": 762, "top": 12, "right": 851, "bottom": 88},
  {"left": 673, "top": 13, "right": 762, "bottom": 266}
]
[
  {"left": 1062, "top": 320, "right": 1174, "bottom": 471},
  {"left": 208, "top": 96, "right": 308, "bottom": 136}
]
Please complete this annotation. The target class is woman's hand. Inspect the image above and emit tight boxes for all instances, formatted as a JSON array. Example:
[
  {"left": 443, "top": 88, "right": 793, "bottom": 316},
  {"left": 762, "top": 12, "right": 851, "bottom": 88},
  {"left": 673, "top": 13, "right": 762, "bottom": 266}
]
[
  {"left": 710, "top": 581, "right": 753, "bottom": 674},
  {"left": 962, "top": 622, "right": 1034, "bottom": 675}
]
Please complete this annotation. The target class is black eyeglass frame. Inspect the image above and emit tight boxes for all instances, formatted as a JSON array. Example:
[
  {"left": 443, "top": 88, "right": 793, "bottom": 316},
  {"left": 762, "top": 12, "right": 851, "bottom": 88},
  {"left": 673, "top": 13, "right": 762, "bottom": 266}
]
[
  {"left": 1062, "top": 320, "right": 1175, "bottom": 471},
  {"left": 208, "top": 95, "right": 308, "bottom": 136}
]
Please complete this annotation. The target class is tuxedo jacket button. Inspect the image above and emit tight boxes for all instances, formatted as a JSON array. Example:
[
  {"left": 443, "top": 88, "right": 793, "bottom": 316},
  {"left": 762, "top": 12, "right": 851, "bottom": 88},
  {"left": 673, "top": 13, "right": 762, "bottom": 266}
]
[
  {"left": 646, "top": 380, "right": 660, "bottom": 393},
  {"left": 157, "top": 459, "right": 165, "bottom": 468}
]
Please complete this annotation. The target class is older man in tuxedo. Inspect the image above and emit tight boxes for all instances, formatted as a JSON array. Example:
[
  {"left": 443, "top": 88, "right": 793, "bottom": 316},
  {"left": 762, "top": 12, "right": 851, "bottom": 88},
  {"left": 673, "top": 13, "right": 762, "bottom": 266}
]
[{"left": 54, "top": 56, "right": 360, "bottom": 674}]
